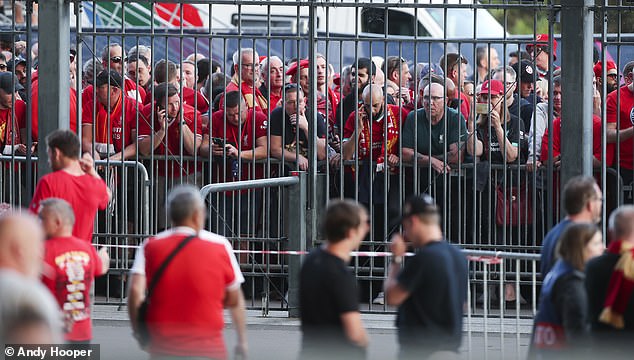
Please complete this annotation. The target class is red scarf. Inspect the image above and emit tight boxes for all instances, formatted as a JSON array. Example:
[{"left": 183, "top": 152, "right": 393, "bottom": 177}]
[
  {"left": 599, "top": 240, "right": 634, "bottom": 329},
  {"left": 95, "top": 93, "right": 123, "bottom": 144},
  {"left": 231, "top": 78, "right": 268, "bottom": 111},
  {"left": 356, "top": 104, "right": 400, "bottom": 172}
]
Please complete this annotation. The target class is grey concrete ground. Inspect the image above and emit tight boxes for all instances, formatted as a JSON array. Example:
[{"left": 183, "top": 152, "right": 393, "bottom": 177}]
[{"left": 92, "top": 306, "right": 530, "bottom": 360}]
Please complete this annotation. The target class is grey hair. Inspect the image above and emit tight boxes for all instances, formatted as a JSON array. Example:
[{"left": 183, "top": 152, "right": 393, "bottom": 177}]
[
  {"left": 167, "top": 185, "right": 204, "bottom": 225},
  {"left": 39, "top": 198, "right": 75, "bottom": 227},
  {"left": 82, "top": 58, "right": 104, "bottom": 85},
  {"left": 101, "top": 43, "right": 123, "bottom": 62},
  {"left": 492, "top": 65, "right": 517, "bottom": 82},
  {"left": 260, "top": 55, "right": 282, "bottom": 73},
  {"left": 609, "top": 205, "right": 634, "bottom": 240},
  {"left": 232, "top": 48, "right": 259, "bottom": 66},
  {"left": 128, "top": 45, "right": 151, "bottom": 61}
]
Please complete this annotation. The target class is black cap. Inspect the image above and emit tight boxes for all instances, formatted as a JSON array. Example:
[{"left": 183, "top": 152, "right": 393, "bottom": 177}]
[
  {"left": 400, "top": 194, "right": 438, "bottom": 223},
  {"left": 511, "top": 59, "right": 537, "bottom": 84},
  {"left": 0, "top": 72, "right": 23, "bottom": 93},
  {"left": 95, "top": 69, "right": 123, "bottom": 88}
]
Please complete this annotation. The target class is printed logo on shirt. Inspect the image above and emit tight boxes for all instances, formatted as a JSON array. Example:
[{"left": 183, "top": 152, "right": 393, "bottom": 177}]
[
  {"left": 54, "top": 251, "right": 92, "bottom": 322},
  {"left": 630, "top": 107, "right": 634, "bottom": 126},
  {"left": 439, "top": 134, "right": 444, "bottom": 144}
]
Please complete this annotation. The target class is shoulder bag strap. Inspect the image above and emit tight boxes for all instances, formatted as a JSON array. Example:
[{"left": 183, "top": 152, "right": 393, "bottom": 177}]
[{"left": 145, "top": 234, "right": 196, "bottom": 300}]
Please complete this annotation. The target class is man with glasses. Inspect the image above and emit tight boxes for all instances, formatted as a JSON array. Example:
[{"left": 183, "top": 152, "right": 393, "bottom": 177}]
[
  {"left": 96, "top": 43, "right": 146, "bottom": 103},
  {"left": 224, "top": 48, "right": 267, "bottom": 113},
  {"left": 384, "top": 194, "right": 468, "bottom": 359}
]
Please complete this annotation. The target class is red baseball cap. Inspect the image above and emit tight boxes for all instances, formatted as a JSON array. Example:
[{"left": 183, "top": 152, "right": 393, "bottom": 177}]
[
  {"left": 526, "top": 34, "right": 558, "bottom": 60},
  {"left": 285, "top": 59, "right": 310, "bottom": 76},
  {"left": 333, "top": 73, "right": 341, "bottom": 86},
  {"left": 593, "top": 60, "right": 618, "bottom": 78},
  {"left": 259, "top": 55, "right": 267, "bottom": 63},
  {"left": 480, "top": 79, "right": 505, "bottom": 96}
]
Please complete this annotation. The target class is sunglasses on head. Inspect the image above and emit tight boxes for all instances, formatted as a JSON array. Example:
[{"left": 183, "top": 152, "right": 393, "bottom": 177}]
[{"left": 110, "top": 56, "right": 122, "bottom": 63}]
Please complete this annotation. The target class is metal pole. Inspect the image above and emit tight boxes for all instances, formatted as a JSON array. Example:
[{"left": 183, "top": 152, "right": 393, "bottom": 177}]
[
  {"left": 560, "top": 0, "right": 594, "bottom": 187},
  {"left": 37, "top": 0, "right": 70, "bottom": 177},
  {"left": 307, "top": 0, "right": 318, "bottom": 248},
  {"left": 287, "top": 171, "right": 307, "bottom": 318}
]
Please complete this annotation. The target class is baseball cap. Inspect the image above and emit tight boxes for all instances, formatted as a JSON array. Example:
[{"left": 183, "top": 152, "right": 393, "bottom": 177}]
[
  {"left": 0, "top": 72, "right": 23, "bottom": 93},
  {"left": 479, "top": 79, "right": 505, "bottom": 96},
  {"left": 419, "top": 62, "right": 444, "bottom": 79},
  {"left": 95, "top": 69, "right": 123, "bottom": 88},
  {"left": 511, "top": 60, "right": 537, "bottom": 84},
  {"left": 285, "top": 59, "right": 310, "bottom": 76},
  {"left": 333, "top": 73, "right": 341, "bottom": 86},
  {"left": 438, "top": 53, "right": 468, "bottom": 72},
  {"left": 593, "top": 60, "right": 618, "bottom": 78},
  {"left": 399, "top": 194, "right": 438, "bottom": 223},
  {"left": 526, "top": 34, "right": 558, "bottom": 60}
]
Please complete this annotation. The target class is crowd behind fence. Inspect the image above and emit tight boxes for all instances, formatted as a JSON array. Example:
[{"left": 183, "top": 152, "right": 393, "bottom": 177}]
[{"left": 1, "top": 1, "right": 634, "bottom": 313}]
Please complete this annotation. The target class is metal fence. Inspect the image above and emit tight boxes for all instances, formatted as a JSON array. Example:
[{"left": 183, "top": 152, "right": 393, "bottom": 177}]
[{"left": 1, "top": 0, "right": 633, "bottom": 318}]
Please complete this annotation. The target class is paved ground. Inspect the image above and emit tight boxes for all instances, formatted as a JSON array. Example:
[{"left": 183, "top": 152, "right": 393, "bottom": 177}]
[{"left": 92, "top": 306, "right": 530, "bottom": 360}]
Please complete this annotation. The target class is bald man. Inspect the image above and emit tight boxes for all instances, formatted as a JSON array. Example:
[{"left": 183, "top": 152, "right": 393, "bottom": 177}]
[
  {"left": 0, "top": 212, "right": 62, "bottom": 344},
  {"left": 39, "top": 198, "right": 109, "bottom": 343}
]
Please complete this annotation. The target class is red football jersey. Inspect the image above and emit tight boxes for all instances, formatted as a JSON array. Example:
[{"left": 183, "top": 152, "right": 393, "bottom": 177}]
[
  {"left": 81, "top": 94, "right": 139, "bottom": 153},
  {"left": 41, "top": 236, "right": 104, "bottom": 341},
  {"left": 30, "top": 171, "right": 109, "bottom": 242},
  {"left": 606, "top": 85, "right": 634, "bottom": 169}
]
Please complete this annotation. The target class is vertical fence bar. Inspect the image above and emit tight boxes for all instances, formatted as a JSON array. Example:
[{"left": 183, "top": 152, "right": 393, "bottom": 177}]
[{"left": 287, "top": 171, "right": 306, "bottom": 318}]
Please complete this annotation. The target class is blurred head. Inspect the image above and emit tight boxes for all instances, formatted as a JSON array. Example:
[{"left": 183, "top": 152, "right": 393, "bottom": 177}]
[
  {"left": 101, "top": 44, "right": 124, "bottom": 74},
  {"left": 316, "top": 54, "right": 327, "bottom": 87},
  {"left": 181, "top": 60, "right": 197, "bottom": 89},
  {"left": 154, "top": 82, "right": 181, "bottom": 118},
  {"left": 562, "top": 175, "right": 602, "bottom": 223},
  {"left": 422, "top": 82, "right": 446, "bottom": 122},
  {"left": 351, "top": 58, "right": 376, "bottom": 93},
  {"left": 439, "top": 53, "right": 468, "bottom": 87},
  {"left": 623, "top": 61, "right": 634, "bottom": 86},
  {"left": 362, "top": 84, "right": 384, "bottom": 118},
  {"left": 492, "top": 65, "right": 517, "bottom": 100},
  {"left": 125, "top": 54, "right": 151, "bottom": 88},
  {"left": 283, "top": 84, "right": 305, "bottom": 116},
  {"left": 609, "top": 205, "right": 634, "bottom": 243},
  {"left": 0, "top": 212, "right": 45, "bottom": 278},
  {"left": 0, "top": 72, "right": 23, "bottom": 109},
  {"left": 46, "top": 130, "right": 80, "bottom": 170},
  {"left": 341, "top": 65, "right": 353, "bottom": 97},
  {"left": 527, "top": 34, "right": 557, "bottom": 72},
  {"left": 223, "top": 91, "right": 247, "bottom": 126},
  {"left": 154, "top": 59, "right": 178, "bottom": 85},
  {"left": 167, "top": 185, "right": 206, "bottom": 231},
  {"left": 0, "top": 52, "right": 7, "bottom": 72},
  {"left": 556, "top": 223, "right": 603, "bottom": 271},
  {"left": 401, "top": 195, "right": 441, "bottom": 246},
  {"left": 385, "top": 56, "right": 411, "bottom": 88},
  {"left": 233, "top": 48, "right": 260, "bottom": 86},
  {"left": 478, "top": 79, "right": 505, "bottom": 115},
  {"left": 322, "top": 200, "right": 369, "bottom": 249},
  {"left": 94, "top": 70, "right": 123, "bottom": 108},
  {"left": 552, "top": 76, "right": 562, "bottom": 115},
  {"left": 260, "top": 56, "right": 284, "bottom": 89},
  {"left": 476, "top": 46, "right": 499, "bottom": 72},
  {"left": 38, "top": 198, "right": 75, "bottom": 239},
  {"left": 12, "top": 58, "right": 27, "bottom": 86}
]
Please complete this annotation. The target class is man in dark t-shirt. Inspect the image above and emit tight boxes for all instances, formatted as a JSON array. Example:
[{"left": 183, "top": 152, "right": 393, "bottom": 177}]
[
  {"left": 270, "top": 85, "right": 327, "bottom": 172},
  {"left": 384, "top": 195, "right": 468, "bottom": 359},
  {"left": 300, "top": 200, "right": 369, "bottom": 359}
]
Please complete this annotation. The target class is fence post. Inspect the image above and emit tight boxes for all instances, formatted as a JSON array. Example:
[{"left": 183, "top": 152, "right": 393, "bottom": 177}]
[
  {"left": 37, "top": 0, "right": 70, "bottom": 177},
  {"left": 560, "top": 0, "right": 594, "bottom": 188},
  {"left": 287, "top": 171, "right": 307, "bottom": 318}
]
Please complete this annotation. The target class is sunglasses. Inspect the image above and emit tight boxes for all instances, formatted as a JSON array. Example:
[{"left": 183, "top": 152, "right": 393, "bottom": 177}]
[
  {"left": 0, "top": 64, "right": 6, "bottom": 70},
  {"left": 110, "top": 56, "right": 122, "bottom": 63}
]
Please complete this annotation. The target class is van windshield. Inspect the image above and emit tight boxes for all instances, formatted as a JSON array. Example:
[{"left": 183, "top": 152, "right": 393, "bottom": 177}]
[{"left": 426, "top": 8, "right": 505, "bottom": 38}]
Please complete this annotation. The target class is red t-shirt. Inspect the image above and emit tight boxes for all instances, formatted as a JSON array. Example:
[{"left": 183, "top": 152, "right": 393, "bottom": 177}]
[
  {"left": 208, "top": 109, "right": 268, "bottom": 183},
  {"left": 138, "top": 103, "right": 203, "bottom": 177},
  {"left": 41, "top": 236, "right": 104, "bottom": 341},
  {"left": 182, "top": 87, "right": 210, "bottom": 114},
  {"left": 81, "top": 94, "right": 139, "bottom": 153},
  {"left": 131, "top": 228, "right": 244, "bottom": 359},
  {"left": 29, "top": 71, "right": 78, "bottom": 142},
  {"left": 29, "top": 171, "right": 110, "bottom": 242},
  {"left": 540, "top": 115, "right": 614, "bottom": 166},
  {"left": 83, "top": 79, "right": 145, "bottom": 113},
  {"left": 458, "top": 91, "right": 471, "bottom": 122},
  {"left": 606, "top": 85, "right": 634, "bottom": 169},
  {"left": 0, "top": 100, "right": 25, "bottom": 147},
  {"left": 343, "top": 104, "right": 407, "bottom": 161}
]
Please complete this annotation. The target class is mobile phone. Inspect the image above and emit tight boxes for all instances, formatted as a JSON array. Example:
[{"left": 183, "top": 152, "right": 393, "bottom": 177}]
[{"left": 212, "top": 137, "right": 225, "bottom": 146}]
